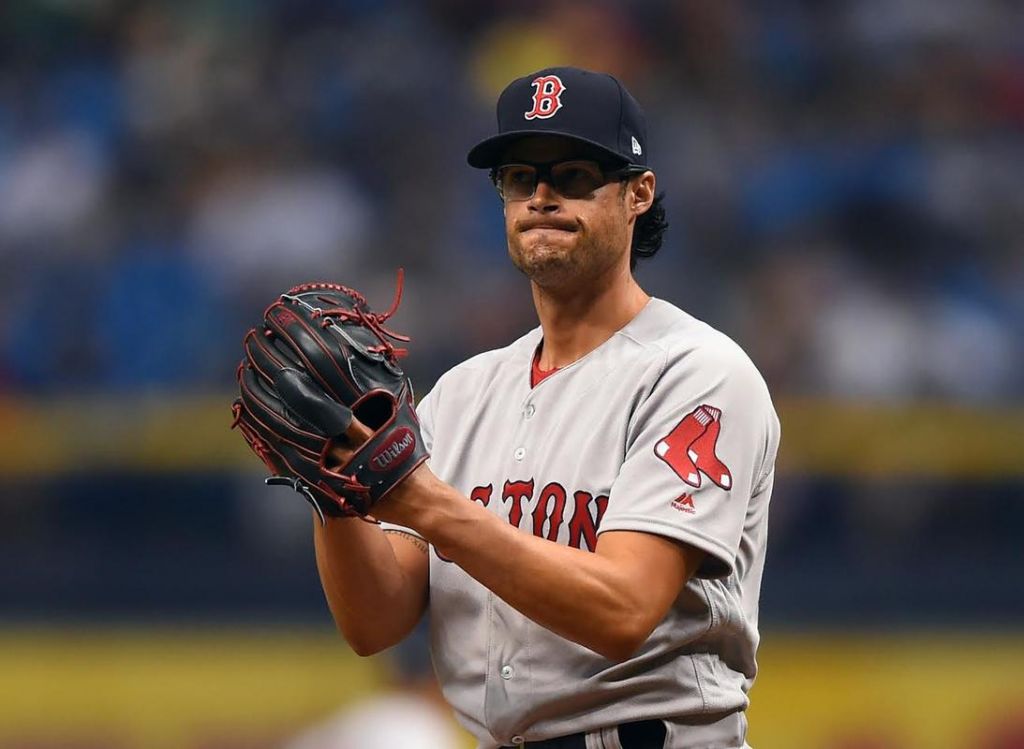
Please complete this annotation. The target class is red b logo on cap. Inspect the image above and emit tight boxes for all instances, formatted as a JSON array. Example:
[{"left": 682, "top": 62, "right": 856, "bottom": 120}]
[{"left": 525, "top": 75, "right": 565, "bottom": 120}]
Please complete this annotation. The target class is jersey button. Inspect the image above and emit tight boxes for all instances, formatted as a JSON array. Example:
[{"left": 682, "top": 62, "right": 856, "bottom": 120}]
[
  {"left": 510, "top": 736, "right": 524, "bottom": 745},
  {"left": 513, "top": 447, "right": 526, "bottom": 462},
  {"left": 500, "top": 664, "right": 514, "bottom": 679},
  {"left": 524, "top": 403, "right": 536, "bottom": 419}
]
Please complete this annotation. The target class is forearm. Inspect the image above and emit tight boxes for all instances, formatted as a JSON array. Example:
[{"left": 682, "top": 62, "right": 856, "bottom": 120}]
[
  {"left": 379, "top": 473, "right": 649, "bottom": 660},
  {"left": 313, "top": 515, "right": 428, "bottom": 655}
]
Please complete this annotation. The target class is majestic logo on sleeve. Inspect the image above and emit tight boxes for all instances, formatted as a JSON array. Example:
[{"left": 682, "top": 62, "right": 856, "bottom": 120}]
[
  {"left": 524, "top": 75, "right": 565, "bottom": 120},
  {"left": 655, "top": 405, "right": 733, "bottom": 490},
  {"left": 671, "top": 493, "right": 696, "bottom": 514}
]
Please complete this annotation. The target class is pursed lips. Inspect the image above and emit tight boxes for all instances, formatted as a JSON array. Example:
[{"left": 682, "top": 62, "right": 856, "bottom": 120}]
[{"left": 518, "top": 221, "right": 578, "bottom": 233}]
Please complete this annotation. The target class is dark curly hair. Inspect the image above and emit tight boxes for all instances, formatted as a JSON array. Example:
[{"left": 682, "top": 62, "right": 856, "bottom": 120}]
[{"left": 630, "top": 192, "right": 668, "bottom": 270}]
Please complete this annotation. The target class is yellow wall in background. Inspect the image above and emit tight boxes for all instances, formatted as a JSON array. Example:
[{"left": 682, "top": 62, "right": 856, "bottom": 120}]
[
  {"left": 1, "top": 396, "right": 1022, "bottom": 478},
  {"left": 748, "top": 632, "right": 1024, "bottom": 749},
  {"left": 0, "top": 628, "right": 387, "bottom": 749},
  {"left": 0, "top": 628, "right": 1021, "bottom": 749}
]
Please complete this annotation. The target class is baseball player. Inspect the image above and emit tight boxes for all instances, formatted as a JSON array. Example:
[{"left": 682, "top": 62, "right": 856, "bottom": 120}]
[{"left": 255, "top": 66, "right": 780, "bottom": 748}]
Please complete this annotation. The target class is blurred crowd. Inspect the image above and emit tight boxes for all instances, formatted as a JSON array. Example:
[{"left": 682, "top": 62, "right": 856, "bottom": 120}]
[
  {"left": 0, "top": 0, "right": 1021, "bottom": 400},
  {"left": 0, "top": 6, "right": 1020, "bottom": 747}
]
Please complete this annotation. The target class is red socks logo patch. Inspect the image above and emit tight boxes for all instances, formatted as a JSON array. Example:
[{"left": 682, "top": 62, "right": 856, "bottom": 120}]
[{"left": 655, "top": 405, "right": 733, "bottom": 490}]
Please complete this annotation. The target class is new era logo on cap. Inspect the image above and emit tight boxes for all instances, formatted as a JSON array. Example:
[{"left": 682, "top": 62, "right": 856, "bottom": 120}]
[{"left": 467, "top": 66, "right": 649, "bottom": 169}]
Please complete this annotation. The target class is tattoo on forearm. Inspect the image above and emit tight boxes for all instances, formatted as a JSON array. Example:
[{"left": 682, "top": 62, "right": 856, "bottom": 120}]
[{"left": 384, "top": 529, "right": 429, "bottom": 555}]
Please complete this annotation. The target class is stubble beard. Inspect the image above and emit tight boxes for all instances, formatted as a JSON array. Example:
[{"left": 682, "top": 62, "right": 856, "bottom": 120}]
[
  {"left": 508, "top": 228, "right": 626, "bottom": 292},
  {"left": 509, "top": 235, "right": 578, "bottom": 288}
]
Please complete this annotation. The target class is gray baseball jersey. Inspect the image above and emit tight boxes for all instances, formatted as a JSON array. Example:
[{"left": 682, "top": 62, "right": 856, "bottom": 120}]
[{"left": 387, "top": 298, "right": 780, "bottom": 749}]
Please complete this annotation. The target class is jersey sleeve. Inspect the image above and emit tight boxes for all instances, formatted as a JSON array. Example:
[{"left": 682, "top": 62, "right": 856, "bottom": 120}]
[
  {"left": 414, "top": 385, "right": 436, "bottom": 455},
  {"left": 599, "top": 341, "right": 780, "bottom": 579}
]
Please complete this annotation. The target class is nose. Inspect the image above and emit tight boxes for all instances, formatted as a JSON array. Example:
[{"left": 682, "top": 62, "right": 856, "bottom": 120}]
[{"left": 528, "top": 177, "right": 561, "bottom": 212}]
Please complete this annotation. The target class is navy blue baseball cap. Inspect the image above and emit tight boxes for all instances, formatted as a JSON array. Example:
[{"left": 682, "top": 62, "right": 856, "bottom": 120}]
[{"left": 467, "top": 66, "right": 649, "bottom": 169}]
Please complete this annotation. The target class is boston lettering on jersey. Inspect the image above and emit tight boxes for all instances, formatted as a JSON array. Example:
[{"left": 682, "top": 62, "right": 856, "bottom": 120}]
[
  {"left": 492, "top": 480, "right": 608, "bottom": 550},
  {"left": 436, "top": 480, "right": 608, "bottom": 562}
]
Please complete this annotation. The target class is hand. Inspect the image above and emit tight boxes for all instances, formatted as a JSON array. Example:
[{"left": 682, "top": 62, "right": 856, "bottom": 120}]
[{"left": 325, "top": 412, "right": 435, "bottom": 526}]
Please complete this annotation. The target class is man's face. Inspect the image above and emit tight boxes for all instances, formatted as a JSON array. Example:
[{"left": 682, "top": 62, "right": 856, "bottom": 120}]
[{"left": 498, "top": 136, "right": 638, "bottom": 291}]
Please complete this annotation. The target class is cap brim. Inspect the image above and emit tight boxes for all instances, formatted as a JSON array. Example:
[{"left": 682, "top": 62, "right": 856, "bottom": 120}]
[{"left": 466, "top": 130, "right": 633, "bottom": 169}]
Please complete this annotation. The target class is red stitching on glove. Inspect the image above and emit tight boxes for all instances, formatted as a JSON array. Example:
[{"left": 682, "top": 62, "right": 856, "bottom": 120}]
[{"left": 299, "top": 269, "right": 411, "bottom": 362}]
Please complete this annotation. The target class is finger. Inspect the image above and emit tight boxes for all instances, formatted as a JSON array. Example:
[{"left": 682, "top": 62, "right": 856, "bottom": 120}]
[
  {"left": 274, "top": 367, "right": 353, "bottom": 437},
  {"left": 327, "top": 415, "right": 374, "bottom": 468},
  {"left": 346, "top": 416, "right": 374, "bottom": 443}
]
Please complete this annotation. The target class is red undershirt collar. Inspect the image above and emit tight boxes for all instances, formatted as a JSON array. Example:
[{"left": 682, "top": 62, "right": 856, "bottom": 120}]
[{"left": 530, "top": 346, "right": 560, "bottom": 388}]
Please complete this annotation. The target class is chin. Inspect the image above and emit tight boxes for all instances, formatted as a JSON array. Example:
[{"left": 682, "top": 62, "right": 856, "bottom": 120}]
[
  {"left": 514, "top": 233, "right": 574, "bottom": 261},
  {"left": 515, "top": 254, "right": 582, "bottom": 288}
]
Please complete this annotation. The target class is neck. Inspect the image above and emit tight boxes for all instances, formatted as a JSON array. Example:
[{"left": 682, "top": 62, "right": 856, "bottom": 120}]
[{"left": 531, "top": 262, "right": 650, "bottom": 369}]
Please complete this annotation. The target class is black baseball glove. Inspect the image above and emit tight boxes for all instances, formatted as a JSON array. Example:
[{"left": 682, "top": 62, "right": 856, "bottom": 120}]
[{"left": 231, "top": 273, "right": 428, "bottom": 523}]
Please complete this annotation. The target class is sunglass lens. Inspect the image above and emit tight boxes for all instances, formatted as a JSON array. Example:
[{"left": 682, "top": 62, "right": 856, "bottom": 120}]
[
  {"left": 498, "top": 166, "right": 536, "bottom": 200},
  {"left": 551, "top": 162, "right": 605, "bottom": 199},
  {"left": 495, "top": 161, "right": 608, "bottom": 200}
]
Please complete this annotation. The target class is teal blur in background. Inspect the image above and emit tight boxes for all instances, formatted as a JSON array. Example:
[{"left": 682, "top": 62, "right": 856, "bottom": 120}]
[{"left": 0, "top": 1, "right": 1021, "bottom": 748}]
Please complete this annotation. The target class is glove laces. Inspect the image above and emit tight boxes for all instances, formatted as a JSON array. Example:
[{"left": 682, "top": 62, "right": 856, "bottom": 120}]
[{"left": 286, "top": 269, "right": 411, "bottom": 361}]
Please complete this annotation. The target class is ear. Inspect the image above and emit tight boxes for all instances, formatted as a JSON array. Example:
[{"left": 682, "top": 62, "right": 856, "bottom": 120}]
[{"left": 629, "top": 171, "right": 656, "bottom": 217}]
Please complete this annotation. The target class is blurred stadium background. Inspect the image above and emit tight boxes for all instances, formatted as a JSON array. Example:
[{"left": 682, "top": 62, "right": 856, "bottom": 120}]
[{"left": 0, "top": 1, "right": 1022, "bottom": 747}]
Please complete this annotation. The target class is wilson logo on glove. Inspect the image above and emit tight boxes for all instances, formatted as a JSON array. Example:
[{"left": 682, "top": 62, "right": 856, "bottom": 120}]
[
  {"left": 370, "top": 428, "right": 416, "bottom": 471},
  {"left": 273, "top": 309, "right": 299, "bottom": 327}
]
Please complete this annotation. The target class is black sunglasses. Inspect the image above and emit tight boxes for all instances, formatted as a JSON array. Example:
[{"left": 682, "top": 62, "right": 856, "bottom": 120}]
[{"left": 490, "top": 159, "right": 646, "bottom": 202}]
